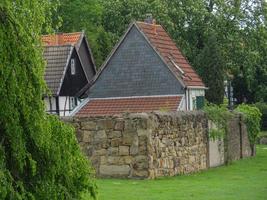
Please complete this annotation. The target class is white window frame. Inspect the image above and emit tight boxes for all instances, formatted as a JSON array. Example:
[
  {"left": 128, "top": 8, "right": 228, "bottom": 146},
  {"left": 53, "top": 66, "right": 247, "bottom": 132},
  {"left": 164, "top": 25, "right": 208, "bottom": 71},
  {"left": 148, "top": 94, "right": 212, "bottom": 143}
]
[{"left": 71, "top": 59, "right": 75, "bottom": 75}]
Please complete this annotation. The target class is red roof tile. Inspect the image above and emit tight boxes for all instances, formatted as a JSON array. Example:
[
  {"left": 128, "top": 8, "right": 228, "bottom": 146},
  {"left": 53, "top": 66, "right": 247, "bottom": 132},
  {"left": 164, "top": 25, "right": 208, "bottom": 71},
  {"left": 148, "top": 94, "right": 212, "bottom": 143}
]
[
  {"left": 136, "top": 22, "right": 205, "bottom": 87},
  {"left": 42, "top": 32, "right": 82, "bottom": 46},
  {"left": 76, "top": 96, "right": 182, "bottom": 116}
]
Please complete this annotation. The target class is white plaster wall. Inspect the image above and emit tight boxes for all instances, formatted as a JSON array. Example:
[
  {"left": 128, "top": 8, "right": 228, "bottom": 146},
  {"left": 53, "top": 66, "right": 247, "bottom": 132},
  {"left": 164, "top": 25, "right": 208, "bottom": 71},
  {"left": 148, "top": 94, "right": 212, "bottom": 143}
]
[
  {"left": 59, "top": 96, "right": 70, "bottom": 117},
  {"left": 178, "top": 96, "right": 186, "bottom": 111},
  {"left": 44, "top": 96, "right": 82, "bottom": 116},
  {"left": 209, "top": 139, "right": 225, "bottom": 167},
  {"left": 44, "top": 97, "right": 57, "bottom": 114}
]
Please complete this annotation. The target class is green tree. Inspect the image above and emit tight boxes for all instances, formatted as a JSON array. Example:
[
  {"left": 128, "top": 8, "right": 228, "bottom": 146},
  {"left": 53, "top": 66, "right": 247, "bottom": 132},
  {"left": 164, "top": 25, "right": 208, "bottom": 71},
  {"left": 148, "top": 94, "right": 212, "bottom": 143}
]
[
  {"left": 0, "top": 1, "right": 96, "bottom": 199},
  {"left": 99, "top": 0, "right": 267, "bottom": 104},
  {"left": 56, "top": 0, "right": 113, "bottom": 67},
  {"left": 196, "top": 33, "right": 225, "bottom": 104},
  {"left": 56, "top": 0, "right": 267, "bottom": 103}
]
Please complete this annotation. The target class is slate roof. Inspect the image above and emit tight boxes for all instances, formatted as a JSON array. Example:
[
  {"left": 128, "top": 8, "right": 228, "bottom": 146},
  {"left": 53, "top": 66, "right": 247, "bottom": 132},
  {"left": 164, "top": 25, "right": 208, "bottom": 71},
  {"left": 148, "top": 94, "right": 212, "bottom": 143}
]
[
  {"left": 42, "top": 32, "right": 82, "bottom": 46},
  {"left": 75, "top": 96, "right": 182, "bottom": 116},
  {"left": 136, "top": 22, "right": 205, "bottom": 87},
  {"left": 43, "top": 45, "right": 73, "bottom": 95}
]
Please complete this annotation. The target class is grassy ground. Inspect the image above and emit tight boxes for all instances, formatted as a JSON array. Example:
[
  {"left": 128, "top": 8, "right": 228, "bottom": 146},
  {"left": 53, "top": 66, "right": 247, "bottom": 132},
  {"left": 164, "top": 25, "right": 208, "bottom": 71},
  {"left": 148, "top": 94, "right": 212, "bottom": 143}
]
[{"left": 97, "top": 145, "right": 267, "bottom": 200}]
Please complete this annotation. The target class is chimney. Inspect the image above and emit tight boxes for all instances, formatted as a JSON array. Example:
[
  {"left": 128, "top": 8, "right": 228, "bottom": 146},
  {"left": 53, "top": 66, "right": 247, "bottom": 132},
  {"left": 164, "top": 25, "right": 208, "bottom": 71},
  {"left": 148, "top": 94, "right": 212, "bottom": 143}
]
[
  {"left": 145, "top": 14, "right": 154, "bottom": 24},
  {"left": 56, "top": 32, "right": 64, "bottom": 45}
]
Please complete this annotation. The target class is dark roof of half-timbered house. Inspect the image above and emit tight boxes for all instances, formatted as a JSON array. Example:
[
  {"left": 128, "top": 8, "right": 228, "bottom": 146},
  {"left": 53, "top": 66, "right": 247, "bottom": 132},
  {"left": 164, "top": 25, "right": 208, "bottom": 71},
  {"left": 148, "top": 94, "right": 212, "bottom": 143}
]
[
  {"left": 43, "top": 45, "right": 73, "bottom": 95},
  {"left": 42, "top": 32, "right": 96, "bottom": 79}
]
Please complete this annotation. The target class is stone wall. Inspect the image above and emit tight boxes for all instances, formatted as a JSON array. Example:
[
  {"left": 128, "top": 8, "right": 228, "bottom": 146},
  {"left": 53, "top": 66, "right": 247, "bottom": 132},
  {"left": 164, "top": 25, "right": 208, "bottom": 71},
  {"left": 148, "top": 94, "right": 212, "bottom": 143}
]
[
  {"left": 64, "top": 112, "right": 208, "bottom": 179},
  {"left": 226, "top": 114, "right": 252, "bottom": 162},
  {"left": 63, "top": 111, "right": 252, "bottom": 179},
  {"left": 148, "top": 112, "right": 208, "bottom": 178}
]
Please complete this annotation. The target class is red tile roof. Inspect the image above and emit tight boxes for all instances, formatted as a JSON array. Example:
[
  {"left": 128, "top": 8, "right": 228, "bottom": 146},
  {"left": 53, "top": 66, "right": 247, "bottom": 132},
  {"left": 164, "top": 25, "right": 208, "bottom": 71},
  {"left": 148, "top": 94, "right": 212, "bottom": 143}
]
[
  {"left": 76, "top": 96, "right": 182, "bottom": 116},
  {"left": 42, "top": 32, "right": 82, "bottom": 46},
  {"left": 136, "top": 22, "right": 205, "bottom": 87}
]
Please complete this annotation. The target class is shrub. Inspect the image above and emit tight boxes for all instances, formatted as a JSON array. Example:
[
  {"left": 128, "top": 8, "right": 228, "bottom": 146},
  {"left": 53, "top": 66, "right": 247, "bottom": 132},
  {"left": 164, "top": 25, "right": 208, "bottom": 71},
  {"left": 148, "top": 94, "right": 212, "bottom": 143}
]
[
  {"left": 255, "top": 102, "right": 267, "bottom": 131},
  {"left": 235, "top": 104, "right": 262, "bottom": 145},
  {"left": 204, "top": 104, "right": 233, "bottom": 139}
]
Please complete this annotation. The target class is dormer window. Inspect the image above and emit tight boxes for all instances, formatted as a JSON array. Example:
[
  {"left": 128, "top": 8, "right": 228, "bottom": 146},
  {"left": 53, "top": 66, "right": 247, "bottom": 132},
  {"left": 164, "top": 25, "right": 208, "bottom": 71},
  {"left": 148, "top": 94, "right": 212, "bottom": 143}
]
[{"left": 71, "top": 58, "right": 75, "bottom": 75}]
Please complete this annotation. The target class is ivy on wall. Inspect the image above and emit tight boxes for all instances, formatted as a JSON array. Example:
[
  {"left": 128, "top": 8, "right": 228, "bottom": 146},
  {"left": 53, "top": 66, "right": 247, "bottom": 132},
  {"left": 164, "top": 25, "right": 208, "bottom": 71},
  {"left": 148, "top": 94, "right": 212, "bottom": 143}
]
[
  {"left": 204, "top": 103, "right": 262, "bottom": 148},
  {"left": 203, "top": 104, "right": 233, "bottom": 140},
  {"left": 235, "top": 104, "right": 262, "bottom": 145}
]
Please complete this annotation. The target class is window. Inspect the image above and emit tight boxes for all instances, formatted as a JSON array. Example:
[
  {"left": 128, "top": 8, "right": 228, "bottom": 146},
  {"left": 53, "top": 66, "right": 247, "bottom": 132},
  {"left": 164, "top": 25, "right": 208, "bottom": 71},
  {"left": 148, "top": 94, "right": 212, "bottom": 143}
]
[
  {"left": 71, "top": 58, "right": 75, "bottom": 75},
  {"left": 69, "top": 97, "right": 78, "bottom": 110},
  {"left": 196, "top": 96, "right": 205, "bottom": 110}
]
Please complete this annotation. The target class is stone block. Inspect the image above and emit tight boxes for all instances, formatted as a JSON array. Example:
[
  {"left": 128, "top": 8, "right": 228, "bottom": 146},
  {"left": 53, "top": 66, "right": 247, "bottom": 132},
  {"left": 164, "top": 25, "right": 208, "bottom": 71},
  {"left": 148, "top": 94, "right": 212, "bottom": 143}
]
[
  {"left": 107, "top": 156, "right": 121, "bottom": 164},
  {"left": 111, "top": 138, "right": 121, "bottom": 147},
  {"left": 122, "top": 131, "right": 137, "bottom": 145},
  {"left": 81, "top": 121, "right": 97, "bottom": 130},
  {"left": 115, "top": 121, "right": 124, "bottom": 131},
  {"left": 82, "top": 130, "right": 94, "bottom": 143},
  {"left": 97, "top": 119, "right": 114, "bottom": 130},
  {"left": 99, "top": 165, "right": 130, "bottom": 177},
  {"left": 75, "top": 130, "right": 83, "bottom": 142},
  {"left": 108, "top": 147, "right": 118, "bottom": 155},
  {"left": 119, "top": 146, "right": 129, "bottom": 156},
  {"left": 125, "top": 120, "right": 136, "bottom": 131},
  {"left": 100, "top": 156, "right": 108, "bottom": 164},
  {"left": 108, "top": 131, "right": 122, "bottom": 139},
  {"left": 123, "top": 156, "right": 133, "bottom": 164},
  {"left": 93, "top": 149, "right": 107, "bottom": 156},
  {"left": 130, "top": 145, "right": 139, "bottom": 155},
  {"left": 94, "top": 130, "right": 107, "bottom": 142},
  {"left": 137, "top": 129, "right": 152, "bottom": 137},
  {"left": 134, "top": 155, "right": 147, "bottom": 163},
  {"left": 132, "top": 170, "right": 149, "bottom": 178}
]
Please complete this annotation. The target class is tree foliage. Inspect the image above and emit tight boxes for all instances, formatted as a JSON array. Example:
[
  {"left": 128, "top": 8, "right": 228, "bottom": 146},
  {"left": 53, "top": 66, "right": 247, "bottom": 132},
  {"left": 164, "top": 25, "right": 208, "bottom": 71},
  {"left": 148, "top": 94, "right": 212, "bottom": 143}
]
[
  {"left": 0, "top": 1, "right": 96, "bottom": 199},
  {"left": 56, "top": 0, "right": 267, "bottom": 104}
]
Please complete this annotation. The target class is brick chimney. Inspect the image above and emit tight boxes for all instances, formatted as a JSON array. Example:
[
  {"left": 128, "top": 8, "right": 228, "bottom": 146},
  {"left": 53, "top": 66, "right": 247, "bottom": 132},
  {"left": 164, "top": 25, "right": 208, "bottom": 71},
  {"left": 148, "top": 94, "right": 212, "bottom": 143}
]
[
  {"left": 144, "top": 14, "right": 157, "bottom": 34},
  {"left": 145, "top": 14, "right": 154, "bottom": 24},
  {"left": 56, "top": 32, "right": 64, "bottom": 45}
]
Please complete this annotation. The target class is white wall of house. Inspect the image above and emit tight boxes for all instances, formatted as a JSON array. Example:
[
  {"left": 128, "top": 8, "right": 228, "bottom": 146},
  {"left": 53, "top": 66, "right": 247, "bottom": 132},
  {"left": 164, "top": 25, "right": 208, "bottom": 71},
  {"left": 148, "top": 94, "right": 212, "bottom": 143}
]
[
  {"left": 186, "top": 89, "right": 205, "bottom": 111},
  {"left": 44, "top": 96, "right": 81, "bottom": 117},
  {"left": 178, "top": 95, "right": 186, "bottom": 111},
  {"left": 44, "top": 97, "right": 57, "bottom": 115}
]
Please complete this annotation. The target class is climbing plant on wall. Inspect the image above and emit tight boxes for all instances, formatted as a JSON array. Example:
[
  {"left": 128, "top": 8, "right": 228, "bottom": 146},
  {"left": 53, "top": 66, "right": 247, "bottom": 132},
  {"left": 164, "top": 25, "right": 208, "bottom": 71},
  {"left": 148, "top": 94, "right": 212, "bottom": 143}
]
[
  {"left": 204, "top": 104, "right": 233, "bottom": 139},
  {"left": 0, "top": 1, "right": 96, "bottom": 199},
  {"left": 235, "top": 104, "right": 262, "bottom": 146}
]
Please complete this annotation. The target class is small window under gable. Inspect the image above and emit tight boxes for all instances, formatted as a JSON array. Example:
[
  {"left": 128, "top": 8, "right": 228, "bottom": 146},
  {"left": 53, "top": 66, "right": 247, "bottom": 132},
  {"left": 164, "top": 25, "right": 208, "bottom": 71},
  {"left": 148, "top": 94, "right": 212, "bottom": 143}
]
[{"left": 71, "top": 58, "right": 75, "bottom": 75}]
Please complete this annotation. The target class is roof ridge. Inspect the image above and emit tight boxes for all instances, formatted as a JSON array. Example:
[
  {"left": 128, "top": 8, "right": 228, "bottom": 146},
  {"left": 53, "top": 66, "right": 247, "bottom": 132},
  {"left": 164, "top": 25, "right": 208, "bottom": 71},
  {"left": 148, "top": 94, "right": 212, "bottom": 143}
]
[
  {"left": 136, "top": 21, "right": 162, "bottom": 26},
  {"left": 44, "top": 44, "right": 74, "bottom": 48},
  {"left": 42, "top": 32, "right": 83, "bottom": 36}
]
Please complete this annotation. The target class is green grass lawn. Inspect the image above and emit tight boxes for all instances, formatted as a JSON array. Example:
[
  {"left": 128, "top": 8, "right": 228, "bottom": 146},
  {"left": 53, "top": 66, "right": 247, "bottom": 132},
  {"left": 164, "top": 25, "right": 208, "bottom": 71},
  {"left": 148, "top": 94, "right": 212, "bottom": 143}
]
[{"left": 97, "top": 145, "right": 267, "bottom": 200}]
